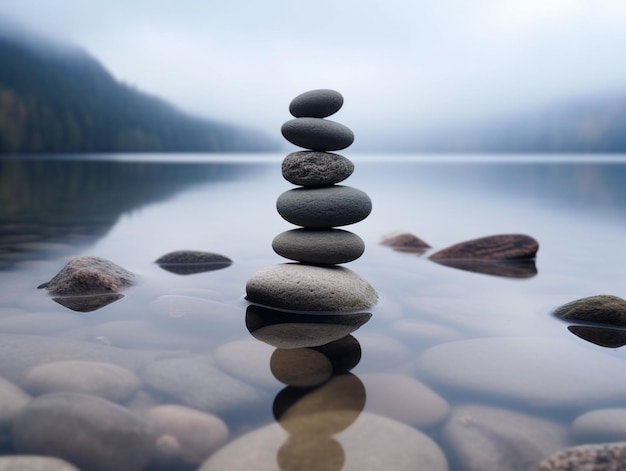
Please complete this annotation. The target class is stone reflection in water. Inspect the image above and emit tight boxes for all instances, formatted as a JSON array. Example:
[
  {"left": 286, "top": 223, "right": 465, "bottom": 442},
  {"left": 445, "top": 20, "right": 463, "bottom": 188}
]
[
  {"left": 567, "top": 325, "right": 626, "bottom": 348},
  {"left": 429, "top": 259, "right": 538, "bottom": 278},
  {"left": 246, "top": 304, "right": 369, "bottom": 471},
  {"left": 52, "top": 293, "right": 124, "bottom": 312}
]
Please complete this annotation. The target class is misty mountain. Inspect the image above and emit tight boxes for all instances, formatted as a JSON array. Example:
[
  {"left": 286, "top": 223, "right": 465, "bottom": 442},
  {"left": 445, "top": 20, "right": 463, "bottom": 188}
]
[
  {"left": 0, "top": 23, "right": 278, "bottom": 153},
  {"left": 394, "top": 93, "right": 626, "bottom": 153}
]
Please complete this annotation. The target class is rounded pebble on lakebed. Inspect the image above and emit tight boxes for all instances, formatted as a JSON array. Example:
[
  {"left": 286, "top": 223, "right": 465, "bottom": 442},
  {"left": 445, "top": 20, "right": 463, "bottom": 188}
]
[
  {"left": 532, "top": 442, "right": 626, "bottom": 471},
  {"left": 246, "top": 264, "right": 378, "bottom": 312},
  {"left": 281, "top": 151, "right": 354, "bottom": 187},
  {"left": 199, "top": 411, "right": 448, "bottom": 471},
  {"left": 571, "top": 408, "right": 626, "bottom": 444},
  {"left": 145, "top": 404, "right": 229, "bottom": 466},
  {"left": 0, "top": 456, "right": 80, "bottom": 471},
  {"left": 289, "top": 89, "right": 344, "bottom": 118},
  {"left": 12, "top": 392, "right": 155, "bottom": 471},
  {"left": 272, "top": 228, "right": 365, "bottom": 264},
  {"left": 23, "top": 360, "right": 141, "bottom": 402},
  {"left": 281, "top": 118, "right": 354, "bottom": 151},
  {"left": 276, "top": 185, "right": 372, "bottom": 228}
]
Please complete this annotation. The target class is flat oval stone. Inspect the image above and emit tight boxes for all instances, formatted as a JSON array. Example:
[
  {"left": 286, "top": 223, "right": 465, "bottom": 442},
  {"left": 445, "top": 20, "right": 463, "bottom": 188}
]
[
  {"left": 281, "top": 118, "right": 354, "bottom": 151},
  {"left": 245, "top": 263, "right": 378, "bottom": 312},
  {"left": 554, "top": 295, "right": 626, "bottom": 327},
  {"left": 429, "top": 234, "right": 538, "bottom": 261},
  {"left": 289, "top": 89, "right": 344, "bottom": 118},
  {"left": 272, "top": 228, "right": 364, "bottom": 264},
  {"left": 276, "top": 185, "right": 372, "bottom": 228},
  {"left": 282, "top": 151, "right": 354, "bottom": 187}
]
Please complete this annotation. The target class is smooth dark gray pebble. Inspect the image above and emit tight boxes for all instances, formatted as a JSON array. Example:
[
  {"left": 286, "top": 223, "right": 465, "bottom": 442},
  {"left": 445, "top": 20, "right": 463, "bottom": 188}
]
[
  {"left": 272, "top": 228, "right": 364, "bottom": 264},
  {"left": 276, "top": 185, "right": 372, "bottom": 228},
  {"left": 281, "top": 118, "right": 354, "bottom": 151},
  {"left": 289, "top": 89, "right": 344, "bottom": 118}
]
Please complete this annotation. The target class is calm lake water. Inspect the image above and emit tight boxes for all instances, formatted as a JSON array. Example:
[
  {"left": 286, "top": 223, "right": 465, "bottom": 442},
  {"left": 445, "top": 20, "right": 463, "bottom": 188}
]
[{"left": 2, "top": 153, "right": 626, "bottom": 470}]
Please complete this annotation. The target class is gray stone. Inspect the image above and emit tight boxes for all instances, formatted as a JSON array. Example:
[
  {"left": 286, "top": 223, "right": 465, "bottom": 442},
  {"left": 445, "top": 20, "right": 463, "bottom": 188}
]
[
  {"left": 199, "top": 411, "right": 448, "bottom": 471},
  {"left": 381, "top": 232, "right": 431, "bottom": 253},
  {"left": 145, "top": 404, "right": 229, "bottom": 467},
  {"left": 140, "top": 356, "right": 262, "bottom": 414},
  {"left": 416, "top": 337, "right": 626, "bottom": 409},
  {"left": 245, "top": 305, "right": 371, "bottom": 348},
  {"left": 37, "top": 256, "right": 135, "bottom": 295},
  {"left": 571, "top": 408, "right": 626, "bottom": 444},
  {"left": 23, "top": 360, "right": 142, "bottom": 402},
  {"left": 281, "top": 118, "right": 354, "bottom": 151},
  {"left": 554, "top": 295, "right": 626, "bottom": 327},
  {"left": 12, "top": 392, "right": 155, "bottom": 471},
  {"left": 272, "top": 228, "right": 365, "bottom": 264},
  {"left": 282, "top": 151, "right": 354, "bottom": 187},
  {"left": 0, "top": 377, "right": 31, "bottom": 447},
  {"left": 155, "top": 250, "right": 232, "bottom": 275},
  {"left": 0, "top": 456, "right": 80, "bottom": 471},
  {"left": 270, "top": 348, "right": 333, "bottom": 388},
  {"left": 289, "top": 89, "right": 344, "bottom": 118},
  {"left": 246, "top": 264, "right": 378, "bottom": 312},
  {"left": 276, "top": 185, "right": 372, "bottom": 228},
  {"left": 532, "top": 442, "right": 626, "bottom": 471},
  {"left": 442, "top": 404, "right": 568, "bottom": 471}
]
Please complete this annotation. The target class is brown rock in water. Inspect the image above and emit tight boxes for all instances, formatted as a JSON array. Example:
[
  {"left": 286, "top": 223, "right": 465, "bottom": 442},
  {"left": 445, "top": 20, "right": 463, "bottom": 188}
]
[
  {"left": 155, "top": 250, "right": 232, "bottom": 275},
  {"left": 38, "top": 256, "right": 135, "bottom": 296},
  {"left": 429, "top": 234, "right": 538, "bottom": 261},
  {"left": 381, "top": 232, "right": 431, "bottom": 253},
  {"left": 532, "top": 442, "right": 626, "bottom": 471},
  {"left": 554, "top": 295, "right": 626, "bottom": 327}
]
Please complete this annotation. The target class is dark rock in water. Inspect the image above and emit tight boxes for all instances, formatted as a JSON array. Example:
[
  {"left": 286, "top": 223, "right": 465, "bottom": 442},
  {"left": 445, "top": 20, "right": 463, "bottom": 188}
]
[
  {"left": 430, "top": 259, "right": 538, "bottom": 278},
  {"left": 52, "top": 293, "right": 124, "bottom": 312},
  {"left": 276, "top": 185, "right": 372, "bottom": 228},
  {"left": 245, "top": 304, "right": 371, "bottom": 348},
  {"left": 246, "top": 264, "right": 378, "bottom": 312},
  {"left": 554, "top": 295, "right": 626, "bottom": 327},
  {"left": 281, "top": 118, "right": 354, "bottom": 151},
  {"left": 381, "top": 232, "right": 431, "bottom": 252},
  {"left": 282, "top": 151, "right": 354, "bottom": 187},
  {"left": 272, "top": 228, "right": 365, "bottom": 265},
  {"left": 155, "top": 250, "right": 232, "bottom": 275},
  {"left": 12, "top": 392, "right": 155, "bottom": 471},
  {"left": 289, "top": 89, "right": 344, "bottom": 118},
  {"left": 311, "top": 335, "right": 362, "bottom": 374},
  {"left": 568, "top": 325, "right": 626, "bottom": 348},
  {"left": 532, "top": 442, "right": 626, "bottom": 471},
  {"left": 38, "top": 256, "right": 135, "bottom": 296},
  {"left": 429, "top": 234, "right": 538, "bottom": 261}
]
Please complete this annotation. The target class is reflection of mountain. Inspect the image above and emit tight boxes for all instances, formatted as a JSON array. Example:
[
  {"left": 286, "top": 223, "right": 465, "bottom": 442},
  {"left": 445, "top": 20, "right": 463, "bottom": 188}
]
[
  {"left": 0, "top": 22, "right": 278, "bottom": 153},
  {"left": 0, "top": 158, "right": 263, "bottom": 267}
]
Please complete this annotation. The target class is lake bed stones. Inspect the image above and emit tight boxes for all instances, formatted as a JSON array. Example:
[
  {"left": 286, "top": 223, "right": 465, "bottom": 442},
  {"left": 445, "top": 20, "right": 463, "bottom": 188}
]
[
  {"left": 246, "top": 264, "right": 378, "bottom": 312},
  {"left": 272, "top": 229, "right": 365, "bottom": 265},
  {"left": 282, "top": 151, "right": 354, "bottom": 187},
  {"left": 276, "top": 186, "right": 372, "bottom": 228},
  {"left": 281, "top": 118, "right": 354, "bottom": 152},
  {"left": 37, "top": 256, "right": 135, "bottom": 296},
  {"left": 289, "top": 89, "right": 344, "bottom": 118}
]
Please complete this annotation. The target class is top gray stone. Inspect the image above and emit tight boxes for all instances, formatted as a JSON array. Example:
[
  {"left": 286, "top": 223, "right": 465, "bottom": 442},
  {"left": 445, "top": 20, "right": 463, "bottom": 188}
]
[
  {"left": 282, "top": 151, "right": 354, "bottom": 187},
  {"left": 289, "top": 89, "right": 344, "bottom": 118},
  {"left": 281, "top": 118, "right": 354, "bottom": 151}
]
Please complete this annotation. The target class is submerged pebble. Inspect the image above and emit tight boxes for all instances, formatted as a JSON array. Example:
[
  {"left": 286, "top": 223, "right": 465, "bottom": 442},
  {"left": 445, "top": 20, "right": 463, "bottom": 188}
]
[
  {"left": 532, "top": 442, "right": 626, "bottom": 471},
  {"left": 571, "top": 408, "right": 626, "bottom": 444},
  {"left": 0, "top": 456, "right": 79, "bottom": 471}
]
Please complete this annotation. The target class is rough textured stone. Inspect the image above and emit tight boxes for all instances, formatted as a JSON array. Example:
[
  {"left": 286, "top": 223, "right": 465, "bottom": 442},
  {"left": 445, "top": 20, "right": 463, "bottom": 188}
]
[
  {"left": 245, "top": 304, "right": 371, "bottom": 348},
  {"left": 554, "top": 295, "right": 626, "bottom": 327},
  {"left": 270, "top": 348, "right": 333, "bottom": 388},
  {"left": 416, "top": 337, "right": 626, "bottom": 409},
  {"left": 289, "top": 89, "right": 344, "bottom": 118},
  {"left": 0, "top": 456, "right": 80, "bottom": 471},
  {"left": 429, "top": 234, "right": 539, "bottom": 261},
  {"left": 571, "top": 409, "right": 626, "bottom": 444},
  {"left": 443, "top": 404, "right": 568, "bottom": 471},
  {"left": 23, "top": 360, "right": 141, "bottom": 402},
  {"left": 37, "top": 256, "right": 135, "bottom": 295},
  {"left": 532, "top": 442, "right": 626, "bottom": 471},
  {"left": 281, "top": 118, "right": 354, "bottom": 151},
  {"left": 199, "top": 411, "right": 448, "bottom": 471},
  {"left": 155, "top": 250, "right": 232, "bottom": 275},
  {"left": 12, "top": 392, "right": 155, "bottom": 471},
  {"left": 145, "top": 404, "right": 229, "bottom": 466},
  {"left": 281, "top": 151, "right": 354, "bottom": 187},
  {"left": 381, "top": 232, "right": 431, "bottom": 252},
  {"left": 276, "top": 185, "right": 372, "bottom": 228},
  {"left": 246, "top": 264, "right": 378, "bottom": 312},
  {"left": 272, "top": 228, "right": 365, "bottom": 264}
]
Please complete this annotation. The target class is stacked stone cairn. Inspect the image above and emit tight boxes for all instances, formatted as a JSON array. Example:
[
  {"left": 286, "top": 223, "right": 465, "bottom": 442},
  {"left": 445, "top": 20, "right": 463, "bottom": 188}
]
[{"left": 246, "top": 89, "right": 378, "bottom": 312}]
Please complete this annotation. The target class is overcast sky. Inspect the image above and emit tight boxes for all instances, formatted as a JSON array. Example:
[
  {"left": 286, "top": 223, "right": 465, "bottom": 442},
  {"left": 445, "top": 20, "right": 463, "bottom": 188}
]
[{"left": 2, "top": 0, "right": 626, "bottom": 148}]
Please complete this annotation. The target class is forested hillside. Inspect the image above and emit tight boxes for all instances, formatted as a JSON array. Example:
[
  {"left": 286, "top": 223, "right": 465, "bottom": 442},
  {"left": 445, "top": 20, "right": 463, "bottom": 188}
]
[{"left": 0, "top": 32, "right": 277, "bottom": 153}]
